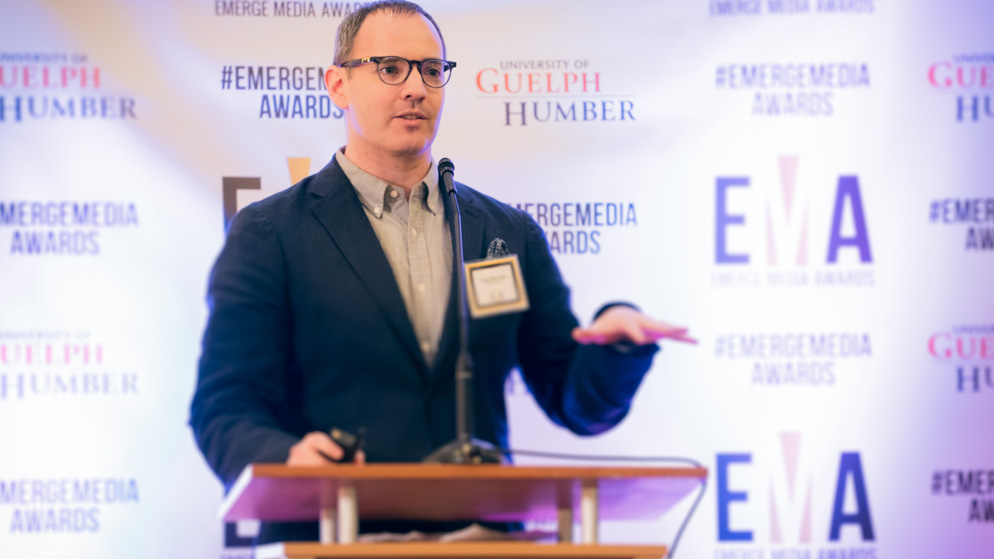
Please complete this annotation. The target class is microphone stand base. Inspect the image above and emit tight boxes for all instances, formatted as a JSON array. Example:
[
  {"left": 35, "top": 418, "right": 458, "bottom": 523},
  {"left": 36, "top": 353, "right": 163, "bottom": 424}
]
[{"left": 422, "top": 438, "right": 505, "bottom": 464}]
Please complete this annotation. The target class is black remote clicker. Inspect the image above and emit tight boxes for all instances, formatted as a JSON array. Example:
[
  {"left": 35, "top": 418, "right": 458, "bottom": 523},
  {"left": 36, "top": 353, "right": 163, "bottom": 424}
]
[{"left": 328, "top": 427, "right": 365, "bottom": 463}]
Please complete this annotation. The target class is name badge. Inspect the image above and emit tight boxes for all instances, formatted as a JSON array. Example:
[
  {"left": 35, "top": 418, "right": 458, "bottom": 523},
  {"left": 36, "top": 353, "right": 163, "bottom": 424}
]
[{"left": 464, "top": 254, "right": 529, "bottom": 318}]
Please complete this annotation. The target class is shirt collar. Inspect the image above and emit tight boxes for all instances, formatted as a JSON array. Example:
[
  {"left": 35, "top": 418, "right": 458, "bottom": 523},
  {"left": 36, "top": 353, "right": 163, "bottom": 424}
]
[{"left": 335, "top": 149, "right": 442, "bottom": 218}]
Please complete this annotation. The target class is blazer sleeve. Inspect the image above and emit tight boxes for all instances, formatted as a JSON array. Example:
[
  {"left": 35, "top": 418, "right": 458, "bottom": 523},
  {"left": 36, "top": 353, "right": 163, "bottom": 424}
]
[
  {"left": 189, "top": 205, "right": 300, "bottom": 488},
  {"left": 515, "top": 215, "right": 658, "bottom": 436}
]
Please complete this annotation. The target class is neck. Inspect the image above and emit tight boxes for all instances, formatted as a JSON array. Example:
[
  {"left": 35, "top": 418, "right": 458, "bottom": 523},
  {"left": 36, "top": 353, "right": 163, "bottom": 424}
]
[{"left": 342, "top": 146, "right": 431, "bottom": 193}]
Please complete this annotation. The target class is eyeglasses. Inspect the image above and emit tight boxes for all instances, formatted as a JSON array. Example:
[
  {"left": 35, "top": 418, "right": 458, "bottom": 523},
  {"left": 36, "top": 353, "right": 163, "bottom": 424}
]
[{"left": 339, "top": 56, "right": 457, "bottom": 88}]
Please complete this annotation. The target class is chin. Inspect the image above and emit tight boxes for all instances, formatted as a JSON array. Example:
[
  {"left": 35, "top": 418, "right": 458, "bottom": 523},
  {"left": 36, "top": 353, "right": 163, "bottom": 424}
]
[{"left": 390, "top": 141, "right": 432, "bottom": 158}]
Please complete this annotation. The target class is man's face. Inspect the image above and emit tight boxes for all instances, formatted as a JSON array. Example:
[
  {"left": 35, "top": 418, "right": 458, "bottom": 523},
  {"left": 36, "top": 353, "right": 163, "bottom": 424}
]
[{"left": 328, "top": 12, "right": 445, "bottom": 162}]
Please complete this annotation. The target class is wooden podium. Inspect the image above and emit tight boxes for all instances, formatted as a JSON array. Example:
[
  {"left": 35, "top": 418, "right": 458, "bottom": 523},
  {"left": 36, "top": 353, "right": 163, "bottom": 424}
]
[{"left": 220, "top": 463, "right": 706, "bottom": 559}]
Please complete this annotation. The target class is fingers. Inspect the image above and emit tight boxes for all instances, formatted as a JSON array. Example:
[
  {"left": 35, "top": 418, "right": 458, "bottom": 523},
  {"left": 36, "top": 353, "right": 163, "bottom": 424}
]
[
  {"left": 574, "top": 311, "right": 698, "bottom": 347},
  {"left": 636, "top": 315, "right": 684, "bottom": 336},
  {"left": 572, "top": 326, "right": 607, "bottom": 345},
  {"left": 286, "top": 431, "right": 344, "bottom": 466},
  {"left": 667, "top": 329, "right": 699, "bottom": 344},
  {"left": 308, "top": 431, "right": 345, "bottom": 461},
  {"left": 639, "top": 318, "right": 695, "bottom": 344},
  {"left": 623, "top": 320, "right": 649, "bottom": 345},
  {"left": 572, "top": 326, "right": 623, "bottom": 345}
]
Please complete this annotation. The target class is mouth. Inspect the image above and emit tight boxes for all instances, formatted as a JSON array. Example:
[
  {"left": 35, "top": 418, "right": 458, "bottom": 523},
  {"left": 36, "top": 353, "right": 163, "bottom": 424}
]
[{"left": 396, "top": 112, "right": 428, "bottom": 121}]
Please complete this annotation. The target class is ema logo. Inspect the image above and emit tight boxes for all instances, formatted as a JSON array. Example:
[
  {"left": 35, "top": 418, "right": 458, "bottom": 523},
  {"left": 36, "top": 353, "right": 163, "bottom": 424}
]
[
  {"left": 222, "top": 157, "right": 312, "bottom": 228},
  {"left": 0, "top": 52, "right": 136, "bottom": 123},
  {"left": 716, "top": 433, "right": 876, "bottom": 558},
  {"left": 928, "top": 325, "right": 994, "bottom": 394},
  {"left": 927, "top": 53, "right": 994, "bottom": 123},
  {"left": 475, "top": 59, "right": 635, "bottom": 126},
  {"left": 712, "top": 156, "right": 874, "bottom": 288}
]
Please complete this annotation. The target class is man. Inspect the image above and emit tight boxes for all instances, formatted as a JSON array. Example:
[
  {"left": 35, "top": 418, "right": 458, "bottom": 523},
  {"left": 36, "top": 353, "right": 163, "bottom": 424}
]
[{"left": 190, "top": 0, "right": 694, "bottom": 543}]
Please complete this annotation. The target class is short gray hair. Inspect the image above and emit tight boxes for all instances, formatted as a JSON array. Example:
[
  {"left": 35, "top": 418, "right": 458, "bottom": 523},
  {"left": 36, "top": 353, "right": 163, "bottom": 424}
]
[{"left": 333, "top": 1, "right": 446, "bottom": 66}]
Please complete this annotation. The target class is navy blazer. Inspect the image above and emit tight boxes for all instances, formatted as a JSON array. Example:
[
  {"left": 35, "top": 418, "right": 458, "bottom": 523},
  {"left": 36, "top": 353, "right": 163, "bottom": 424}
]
[{"left": 190, "top": 157, "right": 656, "bottom": 499}]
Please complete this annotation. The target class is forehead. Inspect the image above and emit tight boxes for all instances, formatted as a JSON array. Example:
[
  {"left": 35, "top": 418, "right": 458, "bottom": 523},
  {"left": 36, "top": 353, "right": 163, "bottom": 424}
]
[{"left": 352, "top": 11, "right": 443, "bottom": 58}]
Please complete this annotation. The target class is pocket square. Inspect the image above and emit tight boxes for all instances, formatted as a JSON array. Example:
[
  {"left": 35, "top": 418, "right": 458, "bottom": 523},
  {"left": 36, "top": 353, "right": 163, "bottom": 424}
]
[{"left": 486, "top": 237, "right": 509, "bottom": 259}]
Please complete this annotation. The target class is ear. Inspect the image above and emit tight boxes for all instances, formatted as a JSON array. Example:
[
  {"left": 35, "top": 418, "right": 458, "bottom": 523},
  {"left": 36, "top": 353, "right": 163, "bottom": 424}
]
[{"left": 325, "top": 65, "right": 348, "bottom": 110}]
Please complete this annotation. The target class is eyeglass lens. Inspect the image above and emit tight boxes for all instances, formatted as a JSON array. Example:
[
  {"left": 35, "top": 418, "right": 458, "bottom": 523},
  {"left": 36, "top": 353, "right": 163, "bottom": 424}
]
[{"left": 377, "top": 57, "right": 450, "bottom": 87}]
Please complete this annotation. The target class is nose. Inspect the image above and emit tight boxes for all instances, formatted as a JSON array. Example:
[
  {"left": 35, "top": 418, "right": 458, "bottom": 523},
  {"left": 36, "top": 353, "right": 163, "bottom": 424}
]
[{"left": 399, "top": 63, "right": 428, "bottom": 101}]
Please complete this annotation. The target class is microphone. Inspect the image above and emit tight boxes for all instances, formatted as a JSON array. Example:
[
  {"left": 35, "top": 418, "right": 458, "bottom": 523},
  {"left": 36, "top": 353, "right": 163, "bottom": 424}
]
[
  {"left": 423, "top": 158, "right": 502, "bottom": 464},
  {"left": 438, "top": 157, "right": 456, "bottom": 195}
]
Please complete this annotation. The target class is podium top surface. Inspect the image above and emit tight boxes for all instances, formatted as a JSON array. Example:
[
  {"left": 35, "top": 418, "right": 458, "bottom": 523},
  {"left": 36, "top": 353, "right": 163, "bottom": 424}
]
[{"left": 220, "top": 463, "right": 706, "bottom": 524}]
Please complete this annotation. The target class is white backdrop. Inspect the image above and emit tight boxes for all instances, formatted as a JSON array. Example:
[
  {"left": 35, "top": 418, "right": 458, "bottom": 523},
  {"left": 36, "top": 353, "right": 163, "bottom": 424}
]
[{"left": 1, "top": 1, "right": 992, "bottom": 557}]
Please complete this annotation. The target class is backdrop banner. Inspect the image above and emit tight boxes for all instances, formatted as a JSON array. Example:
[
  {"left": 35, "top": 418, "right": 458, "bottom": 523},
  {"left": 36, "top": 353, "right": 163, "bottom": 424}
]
[{"left": 1, "top": 1, "right": 992, "bottom": 558}]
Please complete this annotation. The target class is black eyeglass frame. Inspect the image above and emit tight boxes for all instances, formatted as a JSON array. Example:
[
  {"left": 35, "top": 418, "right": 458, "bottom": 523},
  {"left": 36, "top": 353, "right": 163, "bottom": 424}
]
[{"left": 338, "top": 56, "right": 457, "bottom": 88}]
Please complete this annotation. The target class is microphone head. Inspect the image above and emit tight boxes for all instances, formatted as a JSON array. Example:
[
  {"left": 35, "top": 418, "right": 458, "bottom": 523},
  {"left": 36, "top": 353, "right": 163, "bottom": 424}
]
[{"left": 438, "top": 157, "right": 455, "bottom": 176}]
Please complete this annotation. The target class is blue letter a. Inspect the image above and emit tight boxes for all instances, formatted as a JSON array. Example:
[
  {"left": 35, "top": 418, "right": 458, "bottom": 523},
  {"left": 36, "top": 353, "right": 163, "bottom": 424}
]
[
  {"left": 829, "top": 452, "right": 875, "bottom": 541},
  {"left": 827, "top": 176, "right": 872, "bottom": 263}
]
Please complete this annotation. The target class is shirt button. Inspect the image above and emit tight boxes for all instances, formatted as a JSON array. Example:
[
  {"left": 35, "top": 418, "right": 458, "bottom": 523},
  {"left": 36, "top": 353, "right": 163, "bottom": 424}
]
[
  {"left": 417, "top": 283, "right": 426, "bottom": 292},
  {"left": 420, "top": 341, "right": 431, "bottom": 352},
  {"left": 373, "top": 205, "right": 382, "bottom": 216},
  {"left": 411, "top": 229, "right": 418, "bottom": 237},
  {"left": 390, "top": 189, "right": 399, "bottom": 198}
]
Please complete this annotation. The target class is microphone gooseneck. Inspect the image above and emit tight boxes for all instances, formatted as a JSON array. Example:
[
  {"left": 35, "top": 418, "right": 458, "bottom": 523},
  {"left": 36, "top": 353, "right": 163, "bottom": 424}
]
[
  {"left": 423, "top": 158, "right": 502, "bottom": 464},
  {"left": 440, "top": 158, "right": 473, "bottom": 445}
]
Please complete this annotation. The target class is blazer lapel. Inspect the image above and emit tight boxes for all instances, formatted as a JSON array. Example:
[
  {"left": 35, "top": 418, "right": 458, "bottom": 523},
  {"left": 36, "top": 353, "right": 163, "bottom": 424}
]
[
  {"left": 456, "top": 187, "right": 487, "bottom": 263},
  {"left": 307, "top": 160, "right": 426, "bottom": 376}
]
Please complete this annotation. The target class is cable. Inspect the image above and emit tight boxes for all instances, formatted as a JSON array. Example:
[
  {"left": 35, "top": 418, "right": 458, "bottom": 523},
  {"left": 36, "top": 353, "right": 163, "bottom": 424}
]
[
  {"left": 499, "top": 447, "right": 706, "bottom": 559},
  {"left": 666, "top": 469, "right": 706, "bottom": 559},
  {"left": 501, "top": 447, "right": 702, "bottom": 467}
]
